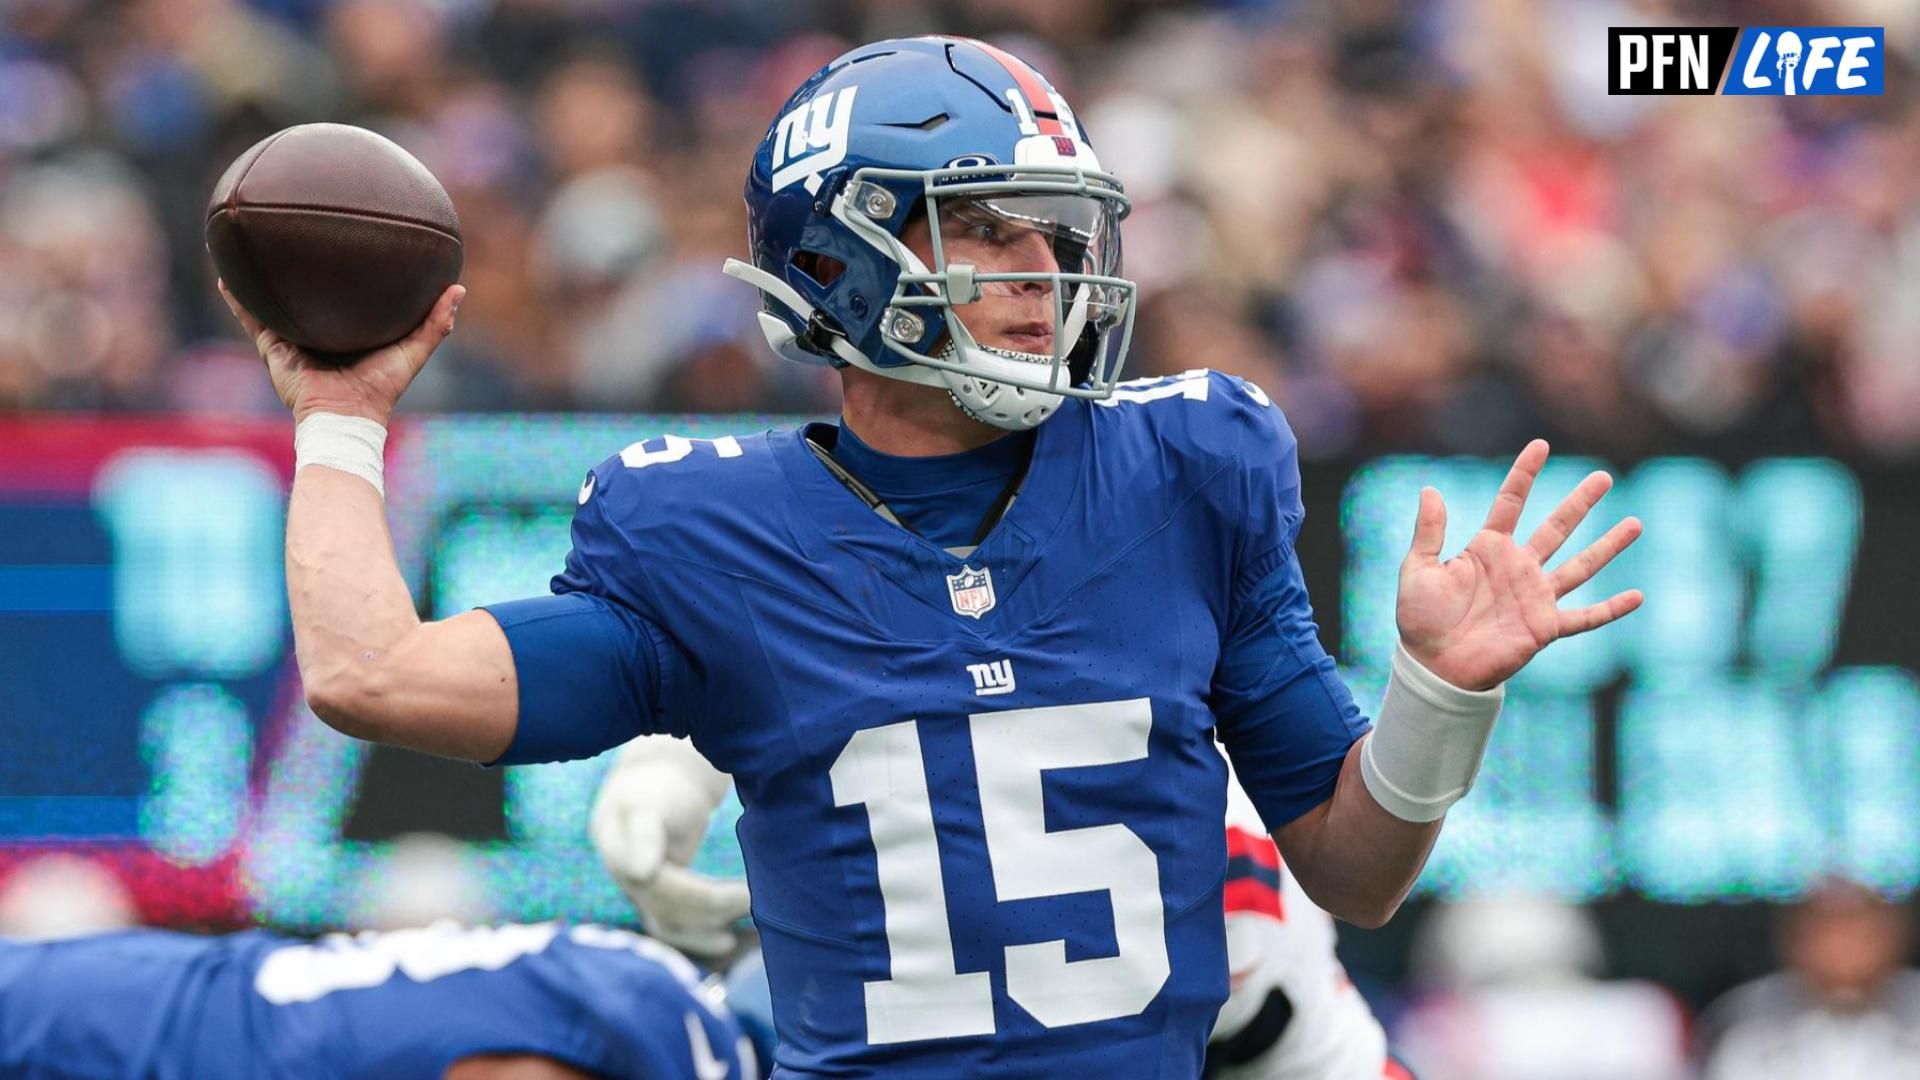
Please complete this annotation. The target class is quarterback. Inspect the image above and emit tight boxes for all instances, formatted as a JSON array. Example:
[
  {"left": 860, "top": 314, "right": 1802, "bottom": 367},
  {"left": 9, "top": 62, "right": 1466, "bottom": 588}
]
[{"left": 222, "top": 37, "right": 1641, "bottom": 1079}]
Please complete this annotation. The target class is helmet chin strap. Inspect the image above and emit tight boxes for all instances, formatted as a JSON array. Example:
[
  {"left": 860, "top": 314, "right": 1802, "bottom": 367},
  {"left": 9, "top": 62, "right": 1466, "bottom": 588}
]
[{"left": 934, "top": 310, "right": 1065, "bottom": 431}]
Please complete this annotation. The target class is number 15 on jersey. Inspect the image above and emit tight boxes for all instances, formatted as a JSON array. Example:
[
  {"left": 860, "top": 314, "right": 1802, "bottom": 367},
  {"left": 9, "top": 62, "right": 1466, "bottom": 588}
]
[{"left": 829, "top": 698, "right": 1172, "bottom": 1044}]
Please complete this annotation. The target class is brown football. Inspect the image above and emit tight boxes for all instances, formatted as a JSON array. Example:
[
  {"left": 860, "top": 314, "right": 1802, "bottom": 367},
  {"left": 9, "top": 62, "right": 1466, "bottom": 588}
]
[{"left": 206, "top": 123, "right": 462, "bottom": 359}]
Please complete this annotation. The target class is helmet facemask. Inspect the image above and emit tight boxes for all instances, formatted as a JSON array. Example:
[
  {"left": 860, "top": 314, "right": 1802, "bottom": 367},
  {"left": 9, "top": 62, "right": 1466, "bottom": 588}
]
[{"left": 837, "top": 163, "right": 1136, "bottom": 430}]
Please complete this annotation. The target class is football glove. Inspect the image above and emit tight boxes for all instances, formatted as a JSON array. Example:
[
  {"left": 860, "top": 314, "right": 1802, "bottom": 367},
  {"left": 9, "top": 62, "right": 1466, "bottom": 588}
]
[{"left": 590, "top": 735, "right": 752, "bottom": 956}]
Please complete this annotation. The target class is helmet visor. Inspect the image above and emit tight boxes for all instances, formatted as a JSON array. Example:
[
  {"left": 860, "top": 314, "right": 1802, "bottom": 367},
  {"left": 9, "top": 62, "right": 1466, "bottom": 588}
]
[
  {"left": 935, "top": 191, "right": 1121, "bottom": 282},
  {"left": 906, "top": 180, "right": 1132, "bottom": 394},
  {"left": 843, "top": 162, "right": 1137, "bottom": 397}
]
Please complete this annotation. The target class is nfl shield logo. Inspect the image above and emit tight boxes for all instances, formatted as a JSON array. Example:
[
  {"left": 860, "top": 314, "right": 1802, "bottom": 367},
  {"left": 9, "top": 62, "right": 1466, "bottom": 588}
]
[{"left": 946, "top": 565, "right": 997, "bottom": 619}]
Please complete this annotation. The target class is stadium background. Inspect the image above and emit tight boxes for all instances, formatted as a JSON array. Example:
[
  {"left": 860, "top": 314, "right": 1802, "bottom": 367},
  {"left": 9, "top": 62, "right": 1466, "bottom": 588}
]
[{"left": 0, "top": 0, "right": 1916, "bottom": 1063}]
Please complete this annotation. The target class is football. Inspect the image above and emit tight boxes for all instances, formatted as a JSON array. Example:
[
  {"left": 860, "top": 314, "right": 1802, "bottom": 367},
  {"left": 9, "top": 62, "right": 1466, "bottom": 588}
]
[{"left": 205, "top": 123, "right": 462, "bottom": 359}]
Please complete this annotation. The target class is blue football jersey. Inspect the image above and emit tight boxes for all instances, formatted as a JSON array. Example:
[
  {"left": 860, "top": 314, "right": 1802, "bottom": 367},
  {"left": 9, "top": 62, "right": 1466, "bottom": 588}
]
[
  {"left": 0, "top": 922, "right": 753, "bottom": 1079},
  {"left": 499, "top": 369, "right": 1368, "bottom": 1079}
]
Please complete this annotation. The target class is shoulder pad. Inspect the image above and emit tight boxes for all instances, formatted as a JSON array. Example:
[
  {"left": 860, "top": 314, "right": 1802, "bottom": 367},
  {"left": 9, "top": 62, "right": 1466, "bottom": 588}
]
[
  {"left": 576, "top": 431, "right": 775, "bottom": 526},
  {"left": 1092, "top": 368, "right": 1296, "bottom": 474}
]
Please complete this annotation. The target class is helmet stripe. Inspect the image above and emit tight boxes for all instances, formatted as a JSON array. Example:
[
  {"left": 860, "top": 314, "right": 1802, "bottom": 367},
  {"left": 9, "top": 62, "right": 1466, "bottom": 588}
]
[{"left": 963, "top": 38, "right": 1066, "bottom": 136}]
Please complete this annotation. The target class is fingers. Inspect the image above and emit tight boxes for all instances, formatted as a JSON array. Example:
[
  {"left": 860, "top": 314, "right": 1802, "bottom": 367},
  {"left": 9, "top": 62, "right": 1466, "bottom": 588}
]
[
  {"left": 649, "top": 864, "right": 754, "bottom": 925},
  {"left": 635, "top": 864, "right": 754, "bottom": 954},
  {"left": 1549, "top": 516, "right": 1643, "bottom": 597},
  {"left": 216, "top": 278, "right": 252, "bottom": 330},
  {"left": 1481, "top": 439, "right": 1550, "bottom": 536},
  {"left": 1557, "top": 588, "right": 1644, "bottom": 637},
  {"left": 1407, "top": 486, "right": 1447, "bottom": 563},
  {"left": 593, "top": 807, "right": 666, "bottom": 883},
  {"left": 390, "top": 284, "right": 465, "bottom": 375},
  {"left": 1526, "top": 470, "right": 1615, "bottom": 563},
  {"left": 216, "top": 279, "right": 274, "bottom": 352}
]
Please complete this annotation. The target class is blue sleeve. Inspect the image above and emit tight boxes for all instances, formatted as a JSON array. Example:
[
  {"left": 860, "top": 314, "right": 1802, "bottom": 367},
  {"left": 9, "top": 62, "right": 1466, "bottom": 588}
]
[
  {"left": 483, "top": 593, "right": 677, "bottom": 766},
  {"left": 482, "top": 456, "right": 690, "bottom": 766},
  {"left": 1211, "top": 555, "right": 1371, "bottom": 830},
  {"left": 1209, "top": 373, "right": 1370, "bottom": 829}
]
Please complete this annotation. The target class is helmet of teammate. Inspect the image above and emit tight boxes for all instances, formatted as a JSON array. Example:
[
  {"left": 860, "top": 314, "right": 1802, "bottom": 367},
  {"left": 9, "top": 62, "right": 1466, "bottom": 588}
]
[{"left": 724, "top": 37, "right": 1135, "bottom": 431}]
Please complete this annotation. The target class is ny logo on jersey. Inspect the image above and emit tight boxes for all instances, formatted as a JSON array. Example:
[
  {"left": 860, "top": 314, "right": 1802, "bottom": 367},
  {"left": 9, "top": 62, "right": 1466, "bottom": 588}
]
[
  {"left": 771, "top": 86, "right": 858, "bottom": 195},
  {"left": 966, "top": 659, "right": 1016, "bottom": 696},
  {"left": 945, "top": 564, "right": 996, "bottom": 619}
]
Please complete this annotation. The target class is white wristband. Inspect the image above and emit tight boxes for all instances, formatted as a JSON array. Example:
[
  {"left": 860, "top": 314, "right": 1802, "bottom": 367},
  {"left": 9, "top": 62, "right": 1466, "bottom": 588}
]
[
  {"left": 1359, "top": 641, "right": 1505, "bottom": 823},
  {"left": 294, "top": 413, "right": 388, "bottom": 497}
]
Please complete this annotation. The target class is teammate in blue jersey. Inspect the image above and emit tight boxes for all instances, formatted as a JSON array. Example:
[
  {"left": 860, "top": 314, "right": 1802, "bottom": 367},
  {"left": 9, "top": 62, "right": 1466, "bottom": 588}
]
[
  {"left": 222, "top": 35, "right": 1644, "bottom": 1080},
  {"left": 0, "top": 920, "right": 756, "bottom": 1079}
]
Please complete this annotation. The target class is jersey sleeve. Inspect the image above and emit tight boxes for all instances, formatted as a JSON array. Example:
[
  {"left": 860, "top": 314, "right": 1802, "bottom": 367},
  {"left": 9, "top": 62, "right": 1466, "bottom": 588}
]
[
  {"left": 1208, "top": 374, "right": 1371, "bottom": 830},
  {"left": 482, "top": 456, "right": 693, "bottom": 765}
]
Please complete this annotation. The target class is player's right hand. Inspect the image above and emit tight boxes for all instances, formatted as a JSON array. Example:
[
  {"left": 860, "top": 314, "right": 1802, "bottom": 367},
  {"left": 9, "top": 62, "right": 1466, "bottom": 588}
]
[
  {"left": 218, "top": 280, "right": 463, "bottom": 427},
  {"left": 590, "top": 736, "right": 753, "bottom": 957}
]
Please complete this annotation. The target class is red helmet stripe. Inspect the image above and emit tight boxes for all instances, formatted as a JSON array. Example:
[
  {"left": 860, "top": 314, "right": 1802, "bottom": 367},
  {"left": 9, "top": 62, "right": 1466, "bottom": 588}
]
[{"left": 965, "top": 39, "right": 1066, "bottom": 136}]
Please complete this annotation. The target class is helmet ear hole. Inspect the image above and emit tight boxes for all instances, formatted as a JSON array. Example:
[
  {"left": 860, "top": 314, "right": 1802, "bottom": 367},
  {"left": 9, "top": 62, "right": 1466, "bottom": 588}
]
[{"left": 791, "top": 250, "right": 846, "bottom": 287}]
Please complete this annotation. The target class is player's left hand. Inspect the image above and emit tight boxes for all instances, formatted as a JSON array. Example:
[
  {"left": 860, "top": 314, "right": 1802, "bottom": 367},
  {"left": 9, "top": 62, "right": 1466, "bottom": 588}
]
[{"left": 1396, "top": 440, "right": 1643, "bottom": 691}]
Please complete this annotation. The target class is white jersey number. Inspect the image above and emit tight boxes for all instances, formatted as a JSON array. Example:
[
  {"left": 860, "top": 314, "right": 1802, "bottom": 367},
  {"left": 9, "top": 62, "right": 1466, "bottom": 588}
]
[
  {"left": 619, "top": 434, "right": 744, "bottom": 469},
  {"left": 828, "top": 699, "right": 1170, "bottom": 1044},
  {"left": 253, "top": 922, "right": 561, "bottom": 1005}
]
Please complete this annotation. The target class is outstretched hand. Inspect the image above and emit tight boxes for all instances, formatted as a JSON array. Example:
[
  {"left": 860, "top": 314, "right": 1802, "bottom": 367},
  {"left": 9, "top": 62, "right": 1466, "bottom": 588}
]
[
  {"left": 219, "top": 280, "right": 464, "bottom": 427},
  {"left": 1397, "top": 440, "right": 1643, "bottom": 691}
]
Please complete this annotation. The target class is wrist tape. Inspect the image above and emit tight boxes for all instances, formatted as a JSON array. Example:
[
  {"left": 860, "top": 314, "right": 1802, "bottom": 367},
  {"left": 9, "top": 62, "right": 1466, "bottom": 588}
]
[
  {"left": 294, "top": 413, "right": 387, "bottom": 497},
  {"left": 1359, "top": 641, "right": 1505, "bottom": 823}
]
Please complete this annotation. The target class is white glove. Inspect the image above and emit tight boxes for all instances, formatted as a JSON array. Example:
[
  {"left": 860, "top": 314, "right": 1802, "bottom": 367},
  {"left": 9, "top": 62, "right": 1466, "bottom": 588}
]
[{"left": 590, "top": 735, "right": 752, "bottom": 956}]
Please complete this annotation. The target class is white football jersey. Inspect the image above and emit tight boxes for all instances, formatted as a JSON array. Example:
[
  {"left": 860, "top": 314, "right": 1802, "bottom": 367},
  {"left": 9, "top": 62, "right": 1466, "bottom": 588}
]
[{"left": 1210, "top": 767, "right": 1395, "bottom": 1080}]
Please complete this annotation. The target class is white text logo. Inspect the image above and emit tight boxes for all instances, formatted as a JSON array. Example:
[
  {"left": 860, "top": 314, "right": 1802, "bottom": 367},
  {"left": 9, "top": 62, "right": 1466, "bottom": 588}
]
[
  {"left": 771, "top": 86, "right": 859, "bottom": 195},
  {"left": 967, "top": 659, "right": 1016, "bottom": 696}
]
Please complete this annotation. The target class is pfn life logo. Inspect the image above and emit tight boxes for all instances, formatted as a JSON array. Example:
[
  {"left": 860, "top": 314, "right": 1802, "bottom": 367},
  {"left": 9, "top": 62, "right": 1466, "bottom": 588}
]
[{"left": 1610, "top": 27, "right": 1883, "bottom": 95}]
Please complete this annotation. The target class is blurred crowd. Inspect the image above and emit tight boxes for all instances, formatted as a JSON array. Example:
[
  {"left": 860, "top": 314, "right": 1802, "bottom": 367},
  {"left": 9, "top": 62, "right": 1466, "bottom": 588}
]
[
  {"left": 1388, "top": 881, "right": 1920, "bottom": 1079},
  {"left": 1, "top": 0, "right": 1918, "bottom": 461}
]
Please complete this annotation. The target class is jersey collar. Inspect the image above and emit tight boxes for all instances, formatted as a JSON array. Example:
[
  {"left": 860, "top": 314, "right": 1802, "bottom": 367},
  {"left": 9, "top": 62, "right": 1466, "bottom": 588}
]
[{"left": 774, "top": 398, "right": 1089, "bottom": 625}]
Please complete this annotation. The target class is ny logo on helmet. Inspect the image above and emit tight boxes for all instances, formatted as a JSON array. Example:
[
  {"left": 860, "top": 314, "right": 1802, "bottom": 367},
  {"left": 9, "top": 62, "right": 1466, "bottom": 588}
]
[{"left": 771, "top": 86, "right": 859, "bottom": 195}]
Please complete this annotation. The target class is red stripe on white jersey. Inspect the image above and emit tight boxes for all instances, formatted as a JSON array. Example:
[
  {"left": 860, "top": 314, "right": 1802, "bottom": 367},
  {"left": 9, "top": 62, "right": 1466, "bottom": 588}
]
[
  {"left": 1226, "top": 825, "right": 1282, "bottom": 870},
  {"left": 1223, "top": 876, "right": 1284, "bottom": 920}
]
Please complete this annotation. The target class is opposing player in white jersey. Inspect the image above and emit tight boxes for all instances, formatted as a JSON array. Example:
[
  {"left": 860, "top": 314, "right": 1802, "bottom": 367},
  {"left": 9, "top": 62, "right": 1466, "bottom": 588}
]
[
  {"left": 594, "top": 736, "right": 1413, "bottom": 1079},
  {"left": 1210, "top": 762, "right": 1415, "bottom": 1080}
]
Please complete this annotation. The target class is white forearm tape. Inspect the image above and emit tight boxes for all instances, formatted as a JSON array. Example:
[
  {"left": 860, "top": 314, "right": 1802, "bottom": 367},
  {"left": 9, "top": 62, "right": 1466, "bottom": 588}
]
[
  {"left": 1359, "top": 641, "right": 1505, "bottom": 823},
  {"left": 294, "top": 413, "right": 387, "bottom": 496}
]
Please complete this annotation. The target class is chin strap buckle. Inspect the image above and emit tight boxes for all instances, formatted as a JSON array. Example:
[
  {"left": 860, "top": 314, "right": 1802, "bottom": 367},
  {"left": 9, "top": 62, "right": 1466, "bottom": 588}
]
[{"left": 800, "top": 309, "right": 850, "bottom": 360}]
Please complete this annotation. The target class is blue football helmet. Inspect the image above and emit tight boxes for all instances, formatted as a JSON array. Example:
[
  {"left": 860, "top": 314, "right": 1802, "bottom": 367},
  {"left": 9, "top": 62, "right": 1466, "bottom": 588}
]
[{"left": 723, "top": 37, "right": 1136, "bottom": 430}]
